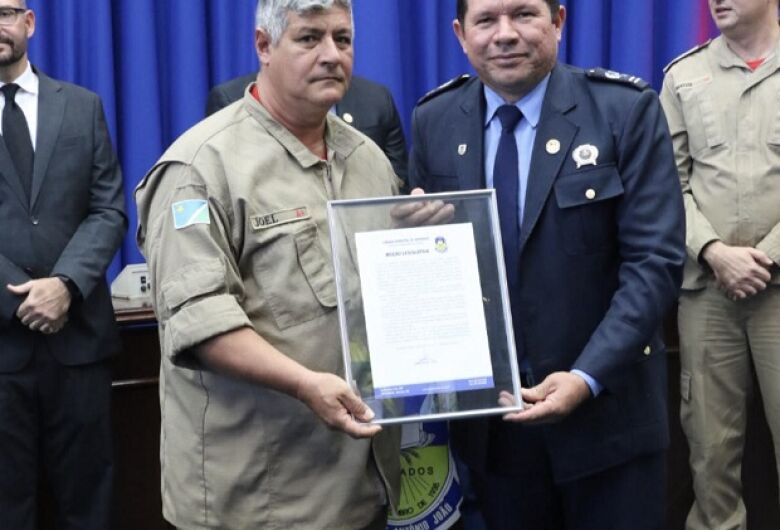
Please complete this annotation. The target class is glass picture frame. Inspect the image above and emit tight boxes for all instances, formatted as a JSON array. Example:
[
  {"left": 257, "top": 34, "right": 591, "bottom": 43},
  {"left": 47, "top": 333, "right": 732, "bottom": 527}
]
[{"left": 327, "top": 190, "right": 523, "bottom": 424}]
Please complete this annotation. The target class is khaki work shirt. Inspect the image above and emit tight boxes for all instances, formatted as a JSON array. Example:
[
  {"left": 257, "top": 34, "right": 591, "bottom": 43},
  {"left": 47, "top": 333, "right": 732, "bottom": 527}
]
[
  {"left": 135, "top": 91, "right": 401, "bottom": 530},
  {"left": 661, "top": 35, "right": 780, "bottom": 289}
]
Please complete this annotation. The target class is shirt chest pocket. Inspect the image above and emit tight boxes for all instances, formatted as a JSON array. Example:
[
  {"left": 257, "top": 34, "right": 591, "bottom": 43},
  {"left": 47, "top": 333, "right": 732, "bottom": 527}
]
[
  {"left": 553, "top": 165, "right": 624, "bottom": 255},
  {"left": 678, "top": 85, "right": 726, "bottom": 155},
  {"left": 251, "top": 223, "right": 337, "bottom": 330}
]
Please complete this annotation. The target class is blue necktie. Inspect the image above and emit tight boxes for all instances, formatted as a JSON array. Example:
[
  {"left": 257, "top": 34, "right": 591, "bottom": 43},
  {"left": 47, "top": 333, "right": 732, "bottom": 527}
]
[{"left": 493, "top": 105, "right": 522, "bottom": 284}]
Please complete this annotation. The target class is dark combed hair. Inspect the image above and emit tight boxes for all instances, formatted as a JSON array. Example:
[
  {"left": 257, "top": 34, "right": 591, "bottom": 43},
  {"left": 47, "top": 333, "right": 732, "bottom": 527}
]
[{"left": 456, "top": 0, "right": 561, "bottom": 25}]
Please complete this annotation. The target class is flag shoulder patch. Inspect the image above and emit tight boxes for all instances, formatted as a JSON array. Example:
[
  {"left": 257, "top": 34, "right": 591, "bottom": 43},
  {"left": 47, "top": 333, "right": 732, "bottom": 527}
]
[{"left": 172, "top": 199, "right": 210, "bottom": 229}]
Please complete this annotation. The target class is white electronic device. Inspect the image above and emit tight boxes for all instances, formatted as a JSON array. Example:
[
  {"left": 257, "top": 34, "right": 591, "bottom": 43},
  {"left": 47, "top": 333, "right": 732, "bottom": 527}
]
[{"left": 111, "top": 263, "right": 152, "bottom": 300}]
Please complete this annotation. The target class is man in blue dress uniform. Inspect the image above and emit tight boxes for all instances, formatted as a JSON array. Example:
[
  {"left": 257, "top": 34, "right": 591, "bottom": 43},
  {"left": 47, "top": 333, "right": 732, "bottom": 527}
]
[{"left": 409, "top": 0, "right": 686, "bottom": 528}]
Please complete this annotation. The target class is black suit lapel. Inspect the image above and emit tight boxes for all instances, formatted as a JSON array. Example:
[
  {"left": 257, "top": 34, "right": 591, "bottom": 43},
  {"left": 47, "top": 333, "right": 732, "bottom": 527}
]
[
  {"left": 30, "top": 71, "right": 65, "bottom": 210},
  {"left": 454, "top": 80, "right": 485, "bottom": 191},
  {"left": 520, "top": 65, "right": 578, "bottom": 252}
]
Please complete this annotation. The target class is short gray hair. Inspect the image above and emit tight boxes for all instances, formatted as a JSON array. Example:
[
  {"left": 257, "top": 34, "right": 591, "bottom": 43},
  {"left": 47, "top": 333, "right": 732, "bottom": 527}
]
[{"left": 255, "top": 0, "right": 353, "bottom": 45}]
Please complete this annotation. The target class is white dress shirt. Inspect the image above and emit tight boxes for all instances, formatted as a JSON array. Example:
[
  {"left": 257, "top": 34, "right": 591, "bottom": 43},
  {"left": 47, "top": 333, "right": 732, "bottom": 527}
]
[{"left": 0, "top": 61, "right": 39, "bottom": 150}]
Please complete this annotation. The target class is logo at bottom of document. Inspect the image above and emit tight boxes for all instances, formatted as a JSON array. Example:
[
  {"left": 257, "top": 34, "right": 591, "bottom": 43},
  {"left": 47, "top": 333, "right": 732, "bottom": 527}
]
[{"left": 388, "top": 422, "right": 461, "bottom": 530}]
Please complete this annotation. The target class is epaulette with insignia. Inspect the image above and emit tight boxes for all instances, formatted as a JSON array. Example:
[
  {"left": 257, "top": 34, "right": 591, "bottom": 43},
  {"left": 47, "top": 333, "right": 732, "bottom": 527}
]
[
  {"left": 663, "top": 40, "right": 712, "bottom": 73},
  {"left": 417, "top": 74, "right": 471, "bottom": 106},
  {"left": 586, "top": 68, "right": 649, "bottom": 90}
]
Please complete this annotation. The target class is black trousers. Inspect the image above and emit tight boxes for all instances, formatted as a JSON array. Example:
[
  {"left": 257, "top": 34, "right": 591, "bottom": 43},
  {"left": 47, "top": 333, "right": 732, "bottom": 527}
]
[
  {"left": 470, "top": 425, "right": 665, "bottom": 530},
  {"left": 0, "top": 340, "right": 113, "bottom": 530}
]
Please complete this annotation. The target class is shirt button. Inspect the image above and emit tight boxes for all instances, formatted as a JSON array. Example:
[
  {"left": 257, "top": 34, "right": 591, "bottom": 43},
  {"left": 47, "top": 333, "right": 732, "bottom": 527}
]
[
  {"left": 643, "top": 345, "right": 651, "bottom": 356},
  {"left": 585, "top": 189, "right": 596, "bottom": 200},
  {"left": 31, "top": 216, "right": 39, "bottom": 225}
]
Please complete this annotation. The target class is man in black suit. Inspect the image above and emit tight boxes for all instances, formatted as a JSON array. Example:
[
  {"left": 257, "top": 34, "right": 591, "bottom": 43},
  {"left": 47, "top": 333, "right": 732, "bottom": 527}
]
[
  {"left": 409, "top": 0, "right": 685, "bottom": 528},
  {"left": 0, "top": 1, "right": 127, "bottom": 528},
  {"left": 207, "top": 72, "right": 408, "bottom": 186}
]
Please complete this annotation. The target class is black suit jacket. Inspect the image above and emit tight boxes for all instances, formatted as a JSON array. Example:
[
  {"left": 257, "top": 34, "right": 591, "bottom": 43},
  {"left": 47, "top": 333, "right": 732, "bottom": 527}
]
[
  {"left": 0, "top": 69, "right": 127, "bottom": 372},
  {"left": 206, "top": 73, "right": 408, "bottom": 185},
  {"left": 410, "top": 64, "right": 686, "bottom": 482}
]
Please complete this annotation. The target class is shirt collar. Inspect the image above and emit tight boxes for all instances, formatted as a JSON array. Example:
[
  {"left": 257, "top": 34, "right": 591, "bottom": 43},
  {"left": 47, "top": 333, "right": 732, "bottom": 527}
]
[
  {"left": 243, "top": 88, "right": 362, "bottom": 168},
  {"left": 483, "top": 73, "right": 551, "bottom": 130},
  {"left": 713, "top": 33, "right": 780, "bottom": 71},
  {"left": 0, "top": 61, "right": 38, "bottom": 96}
]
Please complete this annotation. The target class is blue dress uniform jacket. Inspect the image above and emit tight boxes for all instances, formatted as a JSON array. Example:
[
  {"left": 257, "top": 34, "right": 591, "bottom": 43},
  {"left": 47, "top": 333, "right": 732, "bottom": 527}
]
[{"left": 409, "top": 63, "right": 686, "bottom": 482}]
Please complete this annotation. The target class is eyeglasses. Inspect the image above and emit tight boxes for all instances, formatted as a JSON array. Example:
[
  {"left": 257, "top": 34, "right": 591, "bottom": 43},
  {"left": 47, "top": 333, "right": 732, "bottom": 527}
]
[{"left": 0, "top": 7, "right": 26, "bottom": 26}]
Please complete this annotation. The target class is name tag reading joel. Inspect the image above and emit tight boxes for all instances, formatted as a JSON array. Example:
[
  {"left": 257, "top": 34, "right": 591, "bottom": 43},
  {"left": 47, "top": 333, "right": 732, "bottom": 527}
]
[{"left": 355, "top": 223, "right": 494, "bottom": 399}]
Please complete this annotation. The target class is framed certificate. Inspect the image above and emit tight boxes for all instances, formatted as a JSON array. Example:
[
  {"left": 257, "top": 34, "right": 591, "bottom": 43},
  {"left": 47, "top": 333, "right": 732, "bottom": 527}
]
[{"left": 327, "top": 190, "right": 523, "bottom": 424}]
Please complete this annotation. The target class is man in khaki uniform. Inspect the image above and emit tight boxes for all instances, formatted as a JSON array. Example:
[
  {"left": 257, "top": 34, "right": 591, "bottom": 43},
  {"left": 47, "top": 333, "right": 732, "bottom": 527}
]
[
  {"left": 660, "top": 1, "right": 780, "bottom": 528},
  {"left": 134, "top": 1, "right": 408, "bottom": 528}
]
